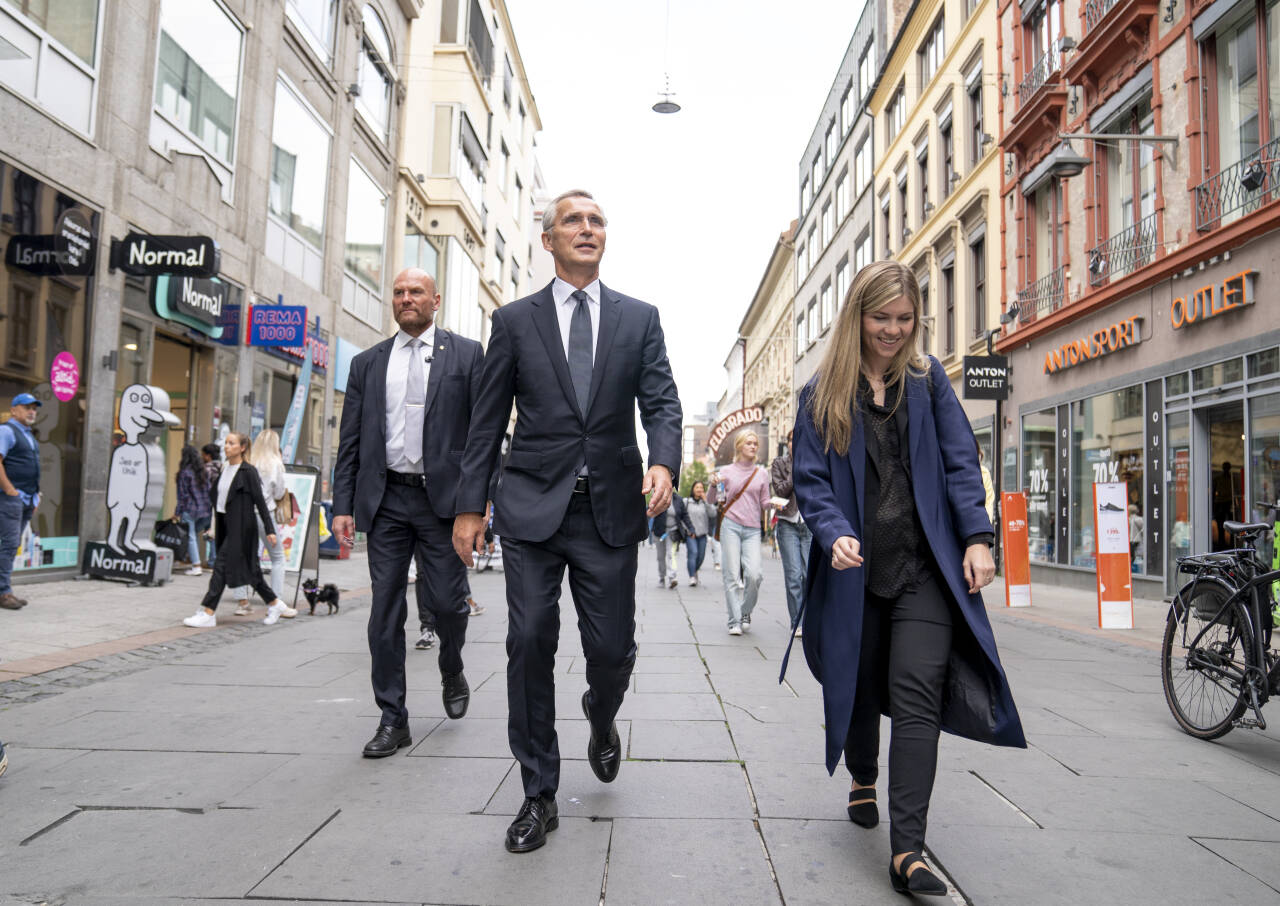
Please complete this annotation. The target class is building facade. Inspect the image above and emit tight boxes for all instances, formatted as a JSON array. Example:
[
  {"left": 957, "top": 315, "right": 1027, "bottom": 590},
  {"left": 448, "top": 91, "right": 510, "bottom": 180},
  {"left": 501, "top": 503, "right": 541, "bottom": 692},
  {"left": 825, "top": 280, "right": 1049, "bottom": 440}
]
[
  {"left": 0, "top": 0, "right": 420, "bottom": 579},
  {"left": 998, "top": 0, "right": 1280, "bottom": 595},
  {"left": 741, "top": 222, "right": 797, "bottom": 458},
  {"left": 870, "top": 0, "right": 1004, "bottom": 461},
  {"left": 396, "top": 0, "right": 542, "bottom": 346},
  {"left": 794, "top": 1, "right": 883, "bottom": 392}
]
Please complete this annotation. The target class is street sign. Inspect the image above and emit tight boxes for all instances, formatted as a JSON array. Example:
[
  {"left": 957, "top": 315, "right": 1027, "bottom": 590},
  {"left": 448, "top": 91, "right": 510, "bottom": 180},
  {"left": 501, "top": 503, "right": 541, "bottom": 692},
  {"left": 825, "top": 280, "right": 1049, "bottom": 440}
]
[
  {"left": 110, "top": 232, "right": 219, "bottom": 278},
  {"left": 246, "top": 304, "right": 307, "bottom": 346},
  {"left": 962, "top": 355, "right": 1009, "bottom": 400}
]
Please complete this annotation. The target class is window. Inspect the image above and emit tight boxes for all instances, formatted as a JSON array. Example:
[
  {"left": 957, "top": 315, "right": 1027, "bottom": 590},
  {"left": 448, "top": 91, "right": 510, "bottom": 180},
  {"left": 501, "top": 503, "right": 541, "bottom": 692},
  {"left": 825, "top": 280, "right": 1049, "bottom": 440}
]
[
  {"left": 821, "top": 201, "right": 833, "bottom": 248},
  {"left": 806, "top": 299, "right": 819, "bottom": 346},
  {"left": 942, "top": 262, "right": 955, "bottom": 355},
  {"left": 6, "top": 285, "right": 34, "bottom": 369},
  {"left": 286, "top": 0, "right": 337, "bottom": 63},
  {"left": 971, "top": 237, "right": 986, "bottom": 338},
  {"left": 807, "top": 225, "right": 817, "bottom": 269},
  {"left": 841, "top": 83, "right": 852, "bottom": 135},
  {"left": 514, "top": 174, "right": 523, "bottom": 215},
  {"left": 503, "top": 54, "right": 514, "bottom": 109},
  {"left": 1023, "top": 0, "right": 1062, "bottom": 81},
  {"left": 836, "top": 256, "right": 850, "bottom": 308},
  {"left": 821, "top": 280, "right": 834, "bottom": 329},
  {"left": 796, "top": 315, "right": 807, "bottom": 358},
  {"left": 919, "top": 274, "right": 931, "bottom": 351},
  {"left": 917, "top": 147, "right": 930, "bottom": 223},
  {"left": 356, "top": 5, "right": 394, "bottom": 140},
  {"left": 919, "top": 15, "right": 946, "bottom": 87},
  {"left": 1097, "top": 97, "right": 1155, "bottom": 277},
  {"left": 154, "top": 0, "right": 243, "bottom": 163},
  {"left": 0, "top": 1, "right": 103, "bottom": 134},
  {"left": 1071, "top": 389, "right": 1145, "bottom": 569},
  {"left": 1023, "top": 409, "right": 1056, "bottom": 561},
  {"left": 856, "top": 230, "right": 873, "bottom": 271},
  {"left": 898, "top": 172, "right": 909, "bottom": 244},
  {"left": 465, "top": 0, "right": 494, "bottom": 84},
  {"left": 887, "top": 82, "right": 906, "bottom": 145},
  {"left": 344, "top": 159, "right": 387, "bottom": 292},
  {"left": 800, "top": 177, "right": 811, "bottom": 213},
  {"left": 1209, "top": 4, "right": 1280, "bottom": 175},
  {"left": 1030, "top": 178, "right": 1065, "bottom": 280},
  {"left": 443, "top": 237, "right": 483, "bottom": 339},
  {"left": 500, "top": 141, "right": 511, "bottom": 195},
  {"left": 494, "top": 228, "right": 507, "bottom": 266},
  {"left": 941, "top": 114, "right": 955, "bottom": 198},
  {"left": 835, "top": 169, "right": 850, "bottom": 223},
  {"left": 404, "top": 222, "right": 439, "bottom": 277},
  {"left": 812, "top": 153, "right": 823, "bottom": 191},
  {"left": 825, "top": 119, "right": 837, "bottom": 169},
  {"left": 969, "top": 79, "right": 985, "bottom": 167},
  {"left": 855, "top": 138, "right": 872, "bottom": 196},
  {"left": 268, "top": 78, "right": 331, "bottom": 252},
  {"left": 455, "top": 109, "right": 487, "bottom": 213},
  {"left": 881, "top": 196, "right": 891, "bottom": 253},
  {"left": 797, "top": 242, "right": 807, "bottom": 276},
  {"left": 510, "top": 257, "right": 520, "bottom": 299},
  {"left": 859, "top": 43, "right": 876, "bottom": 101}
]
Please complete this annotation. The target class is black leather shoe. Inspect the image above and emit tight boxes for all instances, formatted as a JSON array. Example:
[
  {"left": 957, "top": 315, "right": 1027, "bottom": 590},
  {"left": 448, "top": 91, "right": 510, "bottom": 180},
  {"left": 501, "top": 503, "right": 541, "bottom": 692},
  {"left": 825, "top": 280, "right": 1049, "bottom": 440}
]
[
  {"left": 847, "top": 785, "right": 878, "bottom": 828},
  {"left": 442, "top": 671, "right": 469, "bottom": 719},
  {"left": 889, "top": 852, "right": 947, "bottom": 896},
  {"left": 582, "top": 691, "right": 621, "bottom": 783},
  {"left": 505, "top": 795, "right": 558, "bottom": 853},
  {"left": 361, "top": 724, "right": 411, "bottom": 758}
]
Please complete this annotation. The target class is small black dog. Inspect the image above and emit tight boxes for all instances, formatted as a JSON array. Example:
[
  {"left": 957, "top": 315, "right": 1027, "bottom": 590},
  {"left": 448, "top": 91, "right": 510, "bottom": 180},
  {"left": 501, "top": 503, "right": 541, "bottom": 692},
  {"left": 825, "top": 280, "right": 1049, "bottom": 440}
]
[{"left": 302, "top": 578, "right": 340, "bottom": 615}]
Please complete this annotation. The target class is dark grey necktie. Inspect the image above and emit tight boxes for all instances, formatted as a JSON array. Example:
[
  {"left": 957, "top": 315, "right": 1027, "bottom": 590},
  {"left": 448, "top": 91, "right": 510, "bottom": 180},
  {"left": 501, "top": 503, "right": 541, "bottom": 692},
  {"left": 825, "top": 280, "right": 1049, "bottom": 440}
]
[{"left": 567, "top": 290, "right": 593, "bottom": 415}]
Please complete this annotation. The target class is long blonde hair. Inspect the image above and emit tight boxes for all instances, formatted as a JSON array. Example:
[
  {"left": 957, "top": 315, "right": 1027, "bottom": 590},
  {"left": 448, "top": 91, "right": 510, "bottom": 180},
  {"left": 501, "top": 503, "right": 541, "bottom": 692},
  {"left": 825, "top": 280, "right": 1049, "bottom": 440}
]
[
  {"left": 808, "top": 260, "right": 927, "bottom": 455},
  {"left": 248, "top": 428, "right": 285, "bottom": 474}
]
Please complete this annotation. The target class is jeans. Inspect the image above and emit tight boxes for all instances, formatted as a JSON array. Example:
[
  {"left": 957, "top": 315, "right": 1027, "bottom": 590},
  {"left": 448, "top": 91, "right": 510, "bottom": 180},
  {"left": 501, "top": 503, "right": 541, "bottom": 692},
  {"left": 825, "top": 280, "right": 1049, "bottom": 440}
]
[
  {"left": 775, "top": 519, "right": 812, "bottom": 628},
  {"left": 685, "top": 534, "right": 708, "bottom": 577},
  {"left": 230, "top": 515, "right": 285, "bottom": 600},
  {"left": 179, "top": 511, "right": 211, "bottom": 565},
  {"left": 710, "top": 536, "right": 721, "bottom": 567},
  {"left": 719, "top": 519, "right": 762, "bottom": 627},
  {"left": 0, "top": 494, "right": 34, "bottom": 594},
  {"left": 654, "top": 535, "right": 676, "bottom": 582}
]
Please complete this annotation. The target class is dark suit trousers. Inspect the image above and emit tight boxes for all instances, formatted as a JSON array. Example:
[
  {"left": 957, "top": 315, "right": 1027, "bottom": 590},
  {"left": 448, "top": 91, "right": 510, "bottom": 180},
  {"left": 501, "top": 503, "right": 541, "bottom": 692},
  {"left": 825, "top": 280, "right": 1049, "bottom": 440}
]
[
  {"left": 367, "top": 482, "right": 470, "bottom": 728},
  {"left": 844, "top": 572, "right": 954, "bottom": 855},
  {"left": 502, "top": 491, "right": 638, "bottom": 799}
]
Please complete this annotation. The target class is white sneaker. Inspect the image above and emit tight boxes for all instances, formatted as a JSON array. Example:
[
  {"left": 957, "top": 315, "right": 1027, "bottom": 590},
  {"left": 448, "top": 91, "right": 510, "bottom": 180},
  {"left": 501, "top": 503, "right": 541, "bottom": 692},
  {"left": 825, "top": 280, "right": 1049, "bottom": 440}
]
[
  {"left": 278, "top": 603, "right": 298, "bottom": 618},
  {"left": 184, "top": 566, "right": 202, "bottom": 576},
  {"left": 741, "top": 617, "right": 752, "bottom": 633},
  {"left": 263, "top": 602, "right": 288, "bottom": 625},
  {"left": 689, "top": 576, "right": 699, "bottom": 587},
  {"left": 794, "top": 627, "right": 803, "bottom": 638},
  {"left": 234, "top": 602, "right": 252, "bottom": 616},
  {"left": 183, "top": 611, "right": 216, "bottom": 628},
  {"left": 728, "top": 625, "right": 743, "bottom": 636}
]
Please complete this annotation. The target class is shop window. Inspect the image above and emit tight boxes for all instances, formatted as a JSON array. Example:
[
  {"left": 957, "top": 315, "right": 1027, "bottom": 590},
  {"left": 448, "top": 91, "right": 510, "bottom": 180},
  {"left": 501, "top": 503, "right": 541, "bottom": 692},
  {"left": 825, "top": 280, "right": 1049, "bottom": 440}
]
[
  {"left": 1166, "top": 372, "right": 1190, "bottom": 396},
  {"left": 343, "top": 158, "right": 388, "bottom": 304},
  {"left": 1023, "top": 409, "right": 1056, "bottom": 561},
  {"left": 286, "top": 0, "right": 337, "bottom": 64},
  {"left": 6, "top": 285, "right": 35, "bottom": 369},
  {"left": 12, "top": 170, "right": 39, "bottom": 233},
  {"left": 1166, "top": 411, "right": 1192, "bottom": 594},
  {"left": 267, "top": 76, "right": 331, "bottom": 287},
  {"left": 1248, "top": 347, "right": 1280, "bottom": 377},
  {"left": 1249, "top": 395, "right": 1280, "bottom": 580},
  {"left": 356, "top": 5, "right": 394, "bottom": 141},
  {"left": 1070, "top": 388, "right": 1145, "bottom": 570},
  {"left": 1192, "top": 357, "right": 1244, "bottom": 390},
  {"left": 154, "top": 0, "right": 243, "bottom": 164}
]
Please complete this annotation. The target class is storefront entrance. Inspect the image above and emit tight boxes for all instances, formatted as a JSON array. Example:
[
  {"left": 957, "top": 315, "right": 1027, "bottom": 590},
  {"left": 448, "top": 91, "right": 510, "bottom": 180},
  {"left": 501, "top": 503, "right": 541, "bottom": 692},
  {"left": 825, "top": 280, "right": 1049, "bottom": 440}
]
[{"left": 1207, "top": 404, "right": 1245, "bottom": 551}]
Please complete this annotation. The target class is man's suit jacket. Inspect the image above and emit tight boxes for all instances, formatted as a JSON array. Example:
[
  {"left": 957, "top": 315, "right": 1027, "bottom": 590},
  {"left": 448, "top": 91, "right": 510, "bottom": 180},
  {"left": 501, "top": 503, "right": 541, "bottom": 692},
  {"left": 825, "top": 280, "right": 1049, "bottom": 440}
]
[
  {"left": 333, "top": 328, "right": 484, "bottom": 530},
  {"left": 457, "top": 281, "right": 682, "bottom": 547}
]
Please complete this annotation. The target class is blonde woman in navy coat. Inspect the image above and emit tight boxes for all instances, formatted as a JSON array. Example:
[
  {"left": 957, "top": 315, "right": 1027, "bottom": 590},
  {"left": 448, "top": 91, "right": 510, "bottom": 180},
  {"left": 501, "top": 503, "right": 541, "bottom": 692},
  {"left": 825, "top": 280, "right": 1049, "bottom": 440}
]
[{"left": 787, "top": 260, "right": 1025, "bottom": 896}]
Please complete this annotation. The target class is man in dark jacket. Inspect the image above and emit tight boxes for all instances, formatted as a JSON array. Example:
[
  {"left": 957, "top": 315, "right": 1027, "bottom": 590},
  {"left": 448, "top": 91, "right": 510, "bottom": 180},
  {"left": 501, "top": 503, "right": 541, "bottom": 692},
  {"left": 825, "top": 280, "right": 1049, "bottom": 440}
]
[
  {"left": 0, "top": 393, "right": 42, "bottom": 610},
  {"left": 771, "top": 430, "right": 811, "bottom": 635}
]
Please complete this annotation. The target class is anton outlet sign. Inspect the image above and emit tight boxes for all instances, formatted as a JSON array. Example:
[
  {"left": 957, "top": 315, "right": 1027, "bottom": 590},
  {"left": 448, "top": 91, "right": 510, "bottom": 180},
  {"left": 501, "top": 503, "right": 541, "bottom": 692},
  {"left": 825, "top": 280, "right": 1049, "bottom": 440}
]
[{"left": 110, "top": 232, "right": 220, "bottom": 278}]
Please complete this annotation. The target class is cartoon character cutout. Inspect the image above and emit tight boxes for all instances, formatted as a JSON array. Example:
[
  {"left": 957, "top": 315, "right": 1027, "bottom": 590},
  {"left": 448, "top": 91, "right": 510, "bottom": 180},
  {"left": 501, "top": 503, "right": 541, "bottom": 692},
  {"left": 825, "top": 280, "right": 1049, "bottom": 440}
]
[{"left": 106, "top": 384, "right": 178, "bottom": 553}]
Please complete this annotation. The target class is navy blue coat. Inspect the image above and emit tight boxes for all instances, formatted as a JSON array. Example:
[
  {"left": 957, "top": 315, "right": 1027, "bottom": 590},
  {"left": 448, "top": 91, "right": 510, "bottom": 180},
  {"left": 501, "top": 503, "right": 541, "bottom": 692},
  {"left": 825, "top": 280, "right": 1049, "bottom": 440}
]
[{"left": 785, "top": 357, "right": 1026, "bottom": 774}]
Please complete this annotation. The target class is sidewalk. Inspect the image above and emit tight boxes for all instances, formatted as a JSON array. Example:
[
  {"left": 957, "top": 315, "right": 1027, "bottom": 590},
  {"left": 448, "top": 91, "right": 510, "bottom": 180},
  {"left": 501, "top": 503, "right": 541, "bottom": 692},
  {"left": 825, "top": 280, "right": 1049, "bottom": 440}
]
[{"left": 2, "top": 549, "right": 1278, "bottom": 904}]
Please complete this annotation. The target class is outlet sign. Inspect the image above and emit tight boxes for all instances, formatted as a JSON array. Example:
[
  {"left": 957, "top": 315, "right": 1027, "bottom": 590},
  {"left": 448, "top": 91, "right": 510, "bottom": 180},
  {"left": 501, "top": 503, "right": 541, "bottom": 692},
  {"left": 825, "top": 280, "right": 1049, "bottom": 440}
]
[{"left": 1170, "top": 269, "right": 1256, "bottom": 329}]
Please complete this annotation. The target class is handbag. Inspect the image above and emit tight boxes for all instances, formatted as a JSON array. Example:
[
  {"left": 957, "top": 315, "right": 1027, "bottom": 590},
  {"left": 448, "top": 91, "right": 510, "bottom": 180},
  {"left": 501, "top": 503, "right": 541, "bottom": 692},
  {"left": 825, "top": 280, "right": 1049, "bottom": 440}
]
[
  {"left": 274, "top": 490, "right": 297, "bottom": 526},
  {"left": 714, "top": 467, "right": 764, "bottom": 541},
  {"left": 153, "top": 517, "right": 188, "bottom": 556}
]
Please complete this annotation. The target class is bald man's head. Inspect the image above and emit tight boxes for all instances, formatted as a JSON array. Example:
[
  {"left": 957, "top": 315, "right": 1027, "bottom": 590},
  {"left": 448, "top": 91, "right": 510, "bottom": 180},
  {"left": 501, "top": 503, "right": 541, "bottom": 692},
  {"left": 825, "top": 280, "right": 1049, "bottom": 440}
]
[{"left": 392, "top": 268, "right": 441, "bottom": 336}]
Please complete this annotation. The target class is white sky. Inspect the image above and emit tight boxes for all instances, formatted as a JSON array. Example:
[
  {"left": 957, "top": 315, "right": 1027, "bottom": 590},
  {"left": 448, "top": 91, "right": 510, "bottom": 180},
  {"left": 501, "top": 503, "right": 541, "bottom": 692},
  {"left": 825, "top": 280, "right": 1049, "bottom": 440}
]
[{"left": 507, "top": 0, "right": 868, "bottom": 422}]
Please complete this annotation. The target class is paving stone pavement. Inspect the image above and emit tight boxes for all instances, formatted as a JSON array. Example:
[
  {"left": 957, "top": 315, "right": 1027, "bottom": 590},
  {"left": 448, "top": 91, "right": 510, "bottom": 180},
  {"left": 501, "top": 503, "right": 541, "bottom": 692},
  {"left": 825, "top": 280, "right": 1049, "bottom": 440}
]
[{"left": 1, "top": 545, "right": 1279, "bottom": 904}]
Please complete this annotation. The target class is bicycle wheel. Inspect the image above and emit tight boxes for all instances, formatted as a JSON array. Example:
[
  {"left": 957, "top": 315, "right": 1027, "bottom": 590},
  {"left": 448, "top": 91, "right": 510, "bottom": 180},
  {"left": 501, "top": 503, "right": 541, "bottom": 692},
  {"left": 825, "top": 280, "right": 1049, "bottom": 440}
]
[{"left": 1161, "top": 581, "right": 1252, "bottom": 739}]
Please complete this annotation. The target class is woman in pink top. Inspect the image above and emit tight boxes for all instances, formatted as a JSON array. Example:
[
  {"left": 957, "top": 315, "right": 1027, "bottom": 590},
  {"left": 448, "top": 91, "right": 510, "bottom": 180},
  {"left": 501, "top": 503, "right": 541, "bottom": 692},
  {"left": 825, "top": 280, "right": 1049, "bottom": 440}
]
[{"left": 709, "top": 431, "right": 772, "bottom": 635}]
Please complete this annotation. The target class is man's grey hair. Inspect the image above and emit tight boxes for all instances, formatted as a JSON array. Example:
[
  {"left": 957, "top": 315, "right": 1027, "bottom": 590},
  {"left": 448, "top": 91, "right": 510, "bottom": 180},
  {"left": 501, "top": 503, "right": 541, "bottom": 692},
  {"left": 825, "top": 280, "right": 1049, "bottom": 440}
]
[{"left": 542, "top": 189, "right": 607, "bottom": 232}]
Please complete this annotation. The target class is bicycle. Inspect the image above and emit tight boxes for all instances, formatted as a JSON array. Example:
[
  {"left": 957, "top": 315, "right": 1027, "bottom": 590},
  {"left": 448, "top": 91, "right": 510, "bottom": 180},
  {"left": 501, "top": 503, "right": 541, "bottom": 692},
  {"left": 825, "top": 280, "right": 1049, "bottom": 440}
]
[{"left": 1160, "top": 503, "right": 1280, "bottom": 740}]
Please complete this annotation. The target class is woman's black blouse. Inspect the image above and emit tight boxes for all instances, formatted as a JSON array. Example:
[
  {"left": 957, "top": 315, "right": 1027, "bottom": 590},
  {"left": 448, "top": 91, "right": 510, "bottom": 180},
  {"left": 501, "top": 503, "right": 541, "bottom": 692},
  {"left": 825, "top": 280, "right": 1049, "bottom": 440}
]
[{"left": 860, "top": 378, "right": 932, "bottom": 598}]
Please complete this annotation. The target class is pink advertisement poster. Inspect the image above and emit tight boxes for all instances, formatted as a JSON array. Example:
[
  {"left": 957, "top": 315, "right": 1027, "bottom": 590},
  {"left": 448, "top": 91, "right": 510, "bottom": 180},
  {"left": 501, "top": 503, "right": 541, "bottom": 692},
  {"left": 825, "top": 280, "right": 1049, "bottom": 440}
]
[{"left": 50, "top": 352, "right": 80, "bottom": 402}]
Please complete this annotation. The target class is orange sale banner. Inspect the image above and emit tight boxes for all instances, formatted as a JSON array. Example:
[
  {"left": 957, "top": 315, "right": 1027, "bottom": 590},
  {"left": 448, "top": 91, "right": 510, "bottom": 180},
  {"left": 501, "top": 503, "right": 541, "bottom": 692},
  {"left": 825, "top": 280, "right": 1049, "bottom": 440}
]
[
  {"left": 1001, "top": 492, "right": 1032, "bottom": 607},
  {"left": 1093, "top": 481, "right": 1134, "bottom": 629}
]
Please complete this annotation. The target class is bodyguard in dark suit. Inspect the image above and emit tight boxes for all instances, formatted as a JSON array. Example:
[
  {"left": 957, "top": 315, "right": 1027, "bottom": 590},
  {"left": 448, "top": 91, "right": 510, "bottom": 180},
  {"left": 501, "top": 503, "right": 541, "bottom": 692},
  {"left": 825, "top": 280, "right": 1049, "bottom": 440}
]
[
  {"left": 454, "top": 190, "right": 682, "bottom": 853},
  {"left": 333, "top": 268, "right": 483, "bottom": 758}
]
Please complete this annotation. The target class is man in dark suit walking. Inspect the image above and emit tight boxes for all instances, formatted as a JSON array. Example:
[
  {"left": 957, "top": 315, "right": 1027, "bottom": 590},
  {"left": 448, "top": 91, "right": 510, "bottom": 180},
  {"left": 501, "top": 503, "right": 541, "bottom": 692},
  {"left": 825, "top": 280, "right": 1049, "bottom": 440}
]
[
  {"left": 334, "top": 268, "right": 483, "bottom": 758},
  {"left": 454, "top": 190, "right": 682, "bottom": 853}
]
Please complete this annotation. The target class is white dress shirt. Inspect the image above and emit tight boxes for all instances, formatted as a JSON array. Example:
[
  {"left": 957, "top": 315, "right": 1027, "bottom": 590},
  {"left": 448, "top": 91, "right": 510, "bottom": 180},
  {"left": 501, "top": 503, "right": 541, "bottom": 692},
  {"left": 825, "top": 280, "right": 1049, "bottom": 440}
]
[
  {"left": 385, "top": 326, "right": 435, "bottom": 472},
  {"left": 552, "top": 277, "right": 600, "bottom": 363}
]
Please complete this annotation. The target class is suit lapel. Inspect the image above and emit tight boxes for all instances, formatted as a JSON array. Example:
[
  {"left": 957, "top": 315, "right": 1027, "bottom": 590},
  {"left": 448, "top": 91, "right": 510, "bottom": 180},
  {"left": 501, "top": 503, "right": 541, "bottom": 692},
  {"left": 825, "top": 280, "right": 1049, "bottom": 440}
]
[
  {"left": 907, "top": 369, "right": 927, "bottom": 473},
  {"left": 848, "top": 418, "right": 866, "bottom": 530},
  {"left": 530, "top": 284, "right": 583, "bottom": 420},
  {"left": 370, "top": 337, "right": 395, "bottom": 448},
  {"left": 424, "top": 329, "right": 451, "bottom": 418},
  {"left": 586, "top": 283, "right": 622, "bottom": 420}
]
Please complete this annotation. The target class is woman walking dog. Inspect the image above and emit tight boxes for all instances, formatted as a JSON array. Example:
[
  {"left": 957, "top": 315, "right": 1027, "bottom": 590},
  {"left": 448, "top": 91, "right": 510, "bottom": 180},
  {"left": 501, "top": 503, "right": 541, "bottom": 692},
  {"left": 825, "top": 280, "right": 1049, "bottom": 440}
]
[{"left": 789, "top": 260, "right": 1024, "bottom": 896}]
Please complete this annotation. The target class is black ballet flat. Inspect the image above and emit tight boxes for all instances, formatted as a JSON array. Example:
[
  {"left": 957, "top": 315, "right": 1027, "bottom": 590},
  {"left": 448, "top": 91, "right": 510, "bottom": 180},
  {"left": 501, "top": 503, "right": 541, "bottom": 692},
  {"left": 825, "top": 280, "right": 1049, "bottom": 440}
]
[
  {"left": 847, "top": 786, "right": 878, "bottom": 828},
  {"left": 889, "top": 852, "right": 947, "bottom": 897}
]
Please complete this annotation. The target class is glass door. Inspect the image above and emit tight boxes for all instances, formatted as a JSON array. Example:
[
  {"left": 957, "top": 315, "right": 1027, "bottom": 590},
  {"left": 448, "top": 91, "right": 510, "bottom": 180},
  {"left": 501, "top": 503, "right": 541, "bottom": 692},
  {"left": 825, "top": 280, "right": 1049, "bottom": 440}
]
[
  {"left": 1208, "top": 403, "right": 1246, "bottom": 550},
  {"left": 1166, "top": 410, "right": 1191, "bottom": 596},
  {"left": 1249, "top": 393, "right": 1280, "bottom": 587}
]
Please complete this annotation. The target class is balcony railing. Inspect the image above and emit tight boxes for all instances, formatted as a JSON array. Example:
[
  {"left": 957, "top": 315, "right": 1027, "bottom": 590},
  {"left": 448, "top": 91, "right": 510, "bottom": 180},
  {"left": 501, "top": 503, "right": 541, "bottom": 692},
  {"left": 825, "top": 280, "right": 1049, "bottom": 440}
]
[
  {"left": 1016, "top": 264, "right": 1067, "bottom": 324},
  {"left": 1084, "top": 0, "right": 1122, "bottom": 32},
  {"left": 1194, "top": 136, "right": 1280, "bottom": 231},
  {"left": 1018, "top": 40, "right": 1064, "bottom": 108},
  {"left": 1088, "top": 211, "right": 1158, "bottom": 286}
]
